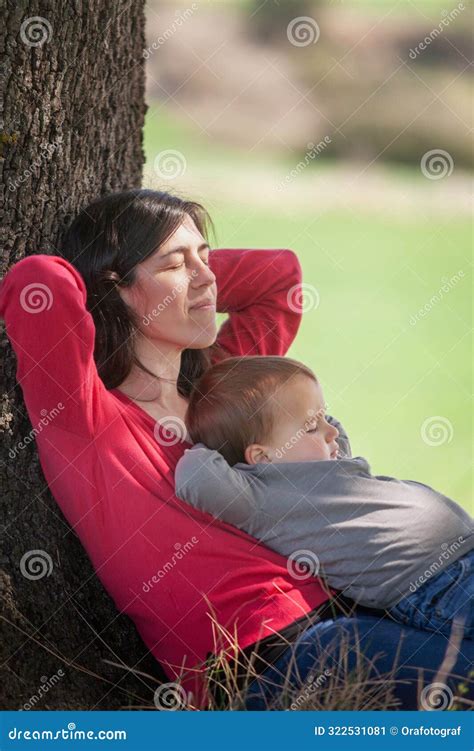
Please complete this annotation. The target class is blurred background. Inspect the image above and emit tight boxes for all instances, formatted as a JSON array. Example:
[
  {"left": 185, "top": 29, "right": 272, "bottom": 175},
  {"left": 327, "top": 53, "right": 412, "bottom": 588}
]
[{"left": 143, "top": 0, "right": 472, "bottom": 511}]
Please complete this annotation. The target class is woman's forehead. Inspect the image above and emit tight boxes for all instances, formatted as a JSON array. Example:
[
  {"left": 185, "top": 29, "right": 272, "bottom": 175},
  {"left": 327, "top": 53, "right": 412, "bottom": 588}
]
[{"left": 161, "top": 215, "right": 204, "bottom": 251}]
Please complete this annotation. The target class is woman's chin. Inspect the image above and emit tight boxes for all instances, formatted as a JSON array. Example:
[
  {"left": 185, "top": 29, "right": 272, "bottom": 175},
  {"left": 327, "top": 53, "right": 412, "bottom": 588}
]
[{"left": 188, "top": 323, "right": 218, "bottom": 349}]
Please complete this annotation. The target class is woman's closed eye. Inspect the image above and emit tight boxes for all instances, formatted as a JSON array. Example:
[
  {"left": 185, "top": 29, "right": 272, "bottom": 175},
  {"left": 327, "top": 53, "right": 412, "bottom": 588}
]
[{"left": 157, "top": 252, "right": 210, "bottom": 272}]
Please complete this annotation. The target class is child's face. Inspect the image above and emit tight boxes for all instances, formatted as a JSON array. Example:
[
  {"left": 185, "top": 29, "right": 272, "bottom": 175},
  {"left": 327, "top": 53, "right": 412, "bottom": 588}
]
[{"left": 245, "top": 376, "right": 340, "bottom": 465}]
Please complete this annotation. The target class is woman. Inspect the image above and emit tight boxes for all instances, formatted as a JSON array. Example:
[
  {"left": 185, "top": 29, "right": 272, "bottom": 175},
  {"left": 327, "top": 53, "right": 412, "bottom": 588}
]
[{"left": 1, "top": 190, "right": 471, "bottom": 710}]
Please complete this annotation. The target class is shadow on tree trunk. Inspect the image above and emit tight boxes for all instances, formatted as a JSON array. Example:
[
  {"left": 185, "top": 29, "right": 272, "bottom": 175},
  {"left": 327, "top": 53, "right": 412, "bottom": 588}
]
[{"left": 1, "top": 0, "right": 167, "bottom": 709}]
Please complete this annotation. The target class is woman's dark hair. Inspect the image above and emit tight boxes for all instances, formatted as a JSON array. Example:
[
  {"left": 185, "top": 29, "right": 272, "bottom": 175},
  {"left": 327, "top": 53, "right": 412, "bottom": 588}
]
[{"left": 60, "top": 189, "right": 218, "bottom": 399}]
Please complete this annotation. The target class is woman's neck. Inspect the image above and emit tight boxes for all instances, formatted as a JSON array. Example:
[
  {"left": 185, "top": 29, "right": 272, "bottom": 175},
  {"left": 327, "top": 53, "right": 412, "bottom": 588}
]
[{"left": 117, "top": 334, "right": 186, "bottom": 412}]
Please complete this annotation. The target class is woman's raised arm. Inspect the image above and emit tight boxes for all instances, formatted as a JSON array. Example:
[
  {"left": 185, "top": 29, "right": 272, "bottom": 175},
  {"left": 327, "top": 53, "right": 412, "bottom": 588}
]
[
  {"left": 0, "top": 254, "right": 111, "bottom": 438},
  {"left": 209, "top": 248, "right": 302, "bottom": 358}
]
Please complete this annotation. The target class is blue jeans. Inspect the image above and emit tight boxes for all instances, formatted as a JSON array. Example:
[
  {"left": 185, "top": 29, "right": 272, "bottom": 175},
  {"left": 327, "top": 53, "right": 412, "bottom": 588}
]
[
  {"left": 244, "top": 611, "right": 474, "bottom": 710},
  {"left": 389, "top": 551, "right": 474, "bottom": 640}
]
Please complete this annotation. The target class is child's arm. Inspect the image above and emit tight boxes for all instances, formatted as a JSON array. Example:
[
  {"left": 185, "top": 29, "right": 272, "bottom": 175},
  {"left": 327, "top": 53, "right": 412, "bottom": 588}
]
[{"left": 175, "top": 444, "right": 261, "bottom": 527}]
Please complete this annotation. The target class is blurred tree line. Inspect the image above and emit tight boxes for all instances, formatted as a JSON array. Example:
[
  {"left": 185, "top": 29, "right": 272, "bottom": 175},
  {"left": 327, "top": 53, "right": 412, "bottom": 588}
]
[{"left": 249, "top": 0, "right": 472, "bottom": 168}]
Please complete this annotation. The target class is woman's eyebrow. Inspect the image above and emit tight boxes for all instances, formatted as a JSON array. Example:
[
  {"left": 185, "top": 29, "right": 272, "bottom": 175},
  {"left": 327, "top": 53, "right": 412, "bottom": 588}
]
[{"left": 158, "top": 243, "right": 210, "bottom": 259}]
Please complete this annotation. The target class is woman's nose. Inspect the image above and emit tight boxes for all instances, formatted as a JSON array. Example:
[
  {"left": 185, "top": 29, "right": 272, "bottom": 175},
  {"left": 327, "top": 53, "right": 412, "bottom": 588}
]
[
  {"left": 327, "top": 422, "right": 339, "bottom": 441},
  {"left": 191, "top": 257, "right": 216, "bottom": 287}
]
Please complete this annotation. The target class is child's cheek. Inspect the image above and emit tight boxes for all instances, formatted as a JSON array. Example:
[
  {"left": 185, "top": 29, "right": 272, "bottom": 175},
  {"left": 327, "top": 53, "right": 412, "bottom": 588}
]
[{"left": 309, "top": 435, "right": 327, "bottom": 459}]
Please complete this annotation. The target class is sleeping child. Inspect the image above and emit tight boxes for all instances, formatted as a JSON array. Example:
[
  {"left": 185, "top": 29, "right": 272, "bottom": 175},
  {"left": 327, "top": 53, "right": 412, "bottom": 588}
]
[{"left": 175, "top": 355, "right": 474, "bottom": 638}]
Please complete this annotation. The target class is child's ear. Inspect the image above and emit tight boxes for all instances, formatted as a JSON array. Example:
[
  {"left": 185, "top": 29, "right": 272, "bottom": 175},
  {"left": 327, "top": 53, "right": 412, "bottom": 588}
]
[{"left": 244, "top": 444, "right": 272, "bottom": 465}]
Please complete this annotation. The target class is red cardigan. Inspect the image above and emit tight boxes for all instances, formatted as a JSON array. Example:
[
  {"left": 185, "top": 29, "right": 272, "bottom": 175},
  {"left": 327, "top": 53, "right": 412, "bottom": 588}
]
[{"left": 0, "top": 249, "right": 331, "bottom": 704}]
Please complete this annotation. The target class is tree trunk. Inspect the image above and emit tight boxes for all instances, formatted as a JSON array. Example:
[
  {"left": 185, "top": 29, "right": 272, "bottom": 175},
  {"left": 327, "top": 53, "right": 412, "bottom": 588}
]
[{"left": 1, "top": 0, "right": 166, "bottom": 709}]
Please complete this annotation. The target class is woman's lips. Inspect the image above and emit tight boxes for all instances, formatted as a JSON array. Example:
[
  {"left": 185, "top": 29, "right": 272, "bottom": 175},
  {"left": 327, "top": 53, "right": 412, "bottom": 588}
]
[{"left": 190, "top": 303, "right": 216, "bottom": 311}]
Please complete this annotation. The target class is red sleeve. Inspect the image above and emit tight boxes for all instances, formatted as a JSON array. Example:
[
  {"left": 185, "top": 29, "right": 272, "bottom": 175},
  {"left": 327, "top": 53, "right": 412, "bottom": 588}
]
[
  {"left": 209, "top": 248, "right": 303, "bottom": 358},
  {"left": 0, "top": 254, "right": 110, "bottom": 438}
]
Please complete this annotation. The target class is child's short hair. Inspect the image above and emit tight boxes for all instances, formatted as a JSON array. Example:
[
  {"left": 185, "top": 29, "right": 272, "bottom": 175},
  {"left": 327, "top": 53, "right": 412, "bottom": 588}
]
[{"left": 185, "top": 355, "right": 317, "bottom": 465}]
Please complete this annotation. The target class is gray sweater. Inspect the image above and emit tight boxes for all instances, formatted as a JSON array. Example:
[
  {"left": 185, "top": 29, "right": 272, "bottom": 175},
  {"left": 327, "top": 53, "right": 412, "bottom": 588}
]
[{"left": 175, "top": 420, "right": 473, "bottom": 609}]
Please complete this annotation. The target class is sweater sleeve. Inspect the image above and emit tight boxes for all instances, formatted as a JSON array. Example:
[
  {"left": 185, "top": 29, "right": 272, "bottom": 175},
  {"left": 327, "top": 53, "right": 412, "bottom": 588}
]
[
  {"left": 0, "top": 254, "right": 110, "bottom": 438},
  {"left": 175, "top": 444, "right": 261, "bottom": 528},
  {"left": 209, "top": 248, "right": 302, "bottom": 357}
]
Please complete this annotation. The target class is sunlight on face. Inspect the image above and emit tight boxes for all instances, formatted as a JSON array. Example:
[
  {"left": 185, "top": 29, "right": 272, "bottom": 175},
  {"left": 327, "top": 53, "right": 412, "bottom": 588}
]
[
  {"left": 266, "top": 376, "right": 340, "bottom": 462},
  {"left": 118, "top": 215, "right": 218, "bottom": 349}
]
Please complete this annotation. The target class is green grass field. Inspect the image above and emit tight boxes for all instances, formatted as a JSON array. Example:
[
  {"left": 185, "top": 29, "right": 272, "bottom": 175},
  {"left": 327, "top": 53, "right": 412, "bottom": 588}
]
[{"left": 144, "top": 108, "right": 472, "bottom": 512}]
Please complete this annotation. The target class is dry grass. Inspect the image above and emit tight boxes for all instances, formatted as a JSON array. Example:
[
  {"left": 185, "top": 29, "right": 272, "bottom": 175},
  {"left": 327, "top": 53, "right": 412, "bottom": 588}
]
[{"left": 4, "top": 605, "right": 472, "bottom": 711}]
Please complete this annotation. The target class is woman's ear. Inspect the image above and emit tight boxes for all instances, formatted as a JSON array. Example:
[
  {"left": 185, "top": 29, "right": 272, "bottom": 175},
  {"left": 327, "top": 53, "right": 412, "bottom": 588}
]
[
  {"left": 244, "top": 444, "right": 272, "bottom": 465},
  {"left": 116, "top": 283, "right": 132, "bottom": 306}
]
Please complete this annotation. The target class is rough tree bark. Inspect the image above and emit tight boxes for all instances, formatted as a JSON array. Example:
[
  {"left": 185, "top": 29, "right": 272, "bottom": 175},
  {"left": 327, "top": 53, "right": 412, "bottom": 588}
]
[{"left": 1, "top": 0, "right": 166, "bottom": 709}]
